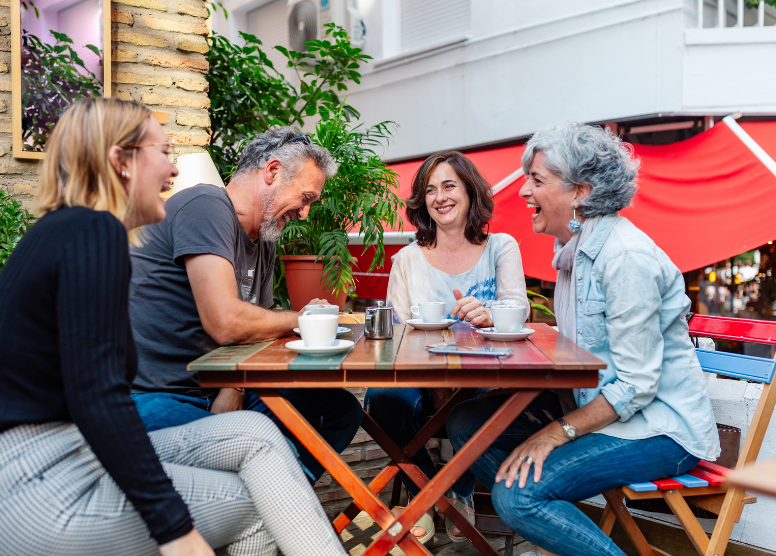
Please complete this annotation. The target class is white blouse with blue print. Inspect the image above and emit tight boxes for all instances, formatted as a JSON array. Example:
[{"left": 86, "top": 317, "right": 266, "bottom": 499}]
[{"left": 386, "top": 233, "right": 529, "bottom": 324}]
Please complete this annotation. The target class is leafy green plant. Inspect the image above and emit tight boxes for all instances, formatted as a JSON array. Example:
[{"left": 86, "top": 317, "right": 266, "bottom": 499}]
[
  {"left": 21, "top": 27, "right": 103, "bottom": 151},
  {"left": 207, "top": 24, "right": 367, "bottom": 180},
  {"left": 527, "top": 289, "right": 554, "bottom": 317},
  {"left": 208, "top": 24, "right": 402, "bottom": 308},
  {"left": 277, "top": 111, "right": 404, "bottom": 302},
  {"left": 0, "top": 191, "right": 35, "bottom": 270},
  {"left": 745, "top": 0, "right": 776, "bottom": 8}
]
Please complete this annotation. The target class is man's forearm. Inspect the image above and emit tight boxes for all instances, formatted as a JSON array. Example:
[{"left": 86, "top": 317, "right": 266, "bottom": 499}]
[{"left": 217, "top": 300, "right": 298, "bottom": 345}]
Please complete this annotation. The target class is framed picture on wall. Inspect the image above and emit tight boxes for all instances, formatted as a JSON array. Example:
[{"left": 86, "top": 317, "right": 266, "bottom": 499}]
[{"left": 11, "top": 0, "right": 112, "bottom": 159}]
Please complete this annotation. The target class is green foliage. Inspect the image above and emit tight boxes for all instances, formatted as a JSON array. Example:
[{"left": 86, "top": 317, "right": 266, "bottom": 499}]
[
  {"left": 21, "top": 27, "right": 103, "bottom": 151},
  {"left": 526, "top": 289, "right": 554, "bottom": 317},
  {"left": 207, "top": 23, "right": 368, "bottom": 180},
  {"left": 745, "top": 0, "right": 776, "bottom": 8},
  {"left": 0, "top": 191, "right": 35, "bottom": 271},
  {"left": 207, "top": 23, "right": 401, "bottom": 308},
  {"left": 277, "top": 113, "right": 404, "bottom": 303}
]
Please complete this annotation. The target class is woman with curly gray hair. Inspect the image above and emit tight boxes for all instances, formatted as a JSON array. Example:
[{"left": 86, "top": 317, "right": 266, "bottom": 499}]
[{"left": 446, "top": 123, "right": 720, "bottom": 556}]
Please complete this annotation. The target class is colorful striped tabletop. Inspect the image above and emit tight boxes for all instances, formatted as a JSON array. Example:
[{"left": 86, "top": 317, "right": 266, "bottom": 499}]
[{"left": 190, "top": 323, "right": 606, "bottom": 389}]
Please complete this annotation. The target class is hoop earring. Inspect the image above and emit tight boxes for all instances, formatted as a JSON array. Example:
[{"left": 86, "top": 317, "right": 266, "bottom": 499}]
[{"left": 568, "top": 204, "right": 581, "bottom": 233}]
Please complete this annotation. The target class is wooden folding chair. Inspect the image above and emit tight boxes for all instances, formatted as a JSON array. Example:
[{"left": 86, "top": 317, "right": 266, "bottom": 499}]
[{"left": 598, "top": 315, "right": 776, "bottom": 556}]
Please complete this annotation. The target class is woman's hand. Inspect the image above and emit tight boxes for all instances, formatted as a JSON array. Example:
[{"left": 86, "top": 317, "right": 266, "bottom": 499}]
[
  {"left": 211, "top": 388, "right": 243, "bottom": 414},
  {"left": 159, "top": 529, "right": 214, "bottom": 556},
  {"left": 494, "top": 423, "right": 566, "bottom": 489},
  {"left": 451, "top": 289, "right": 493, "bottom": 327}
]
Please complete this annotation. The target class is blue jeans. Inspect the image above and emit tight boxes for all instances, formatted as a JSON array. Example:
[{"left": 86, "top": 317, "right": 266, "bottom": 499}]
[
  {"left": 447, "top": 392, "right": 700, "bottom": 556},
  {"left": 132, "top": 388, "right": 363, "bottom": 483},
  {"left": 364, "top": 387, "right": 477, "bottom": 498}
]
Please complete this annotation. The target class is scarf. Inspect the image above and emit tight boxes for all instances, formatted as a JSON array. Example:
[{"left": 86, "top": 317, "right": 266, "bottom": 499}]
[
  {"left": 552, "top": 216, "right": 602, "bottom": 342},
  {"left": 551, "top": 216, "right": 601, "bottom": 414}
]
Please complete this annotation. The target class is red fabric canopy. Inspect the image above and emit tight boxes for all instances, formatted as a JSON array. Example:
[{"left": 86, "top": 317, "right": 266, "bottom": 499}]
[{"left": 351, "top": 120, "right": 776, "bottom": 298}]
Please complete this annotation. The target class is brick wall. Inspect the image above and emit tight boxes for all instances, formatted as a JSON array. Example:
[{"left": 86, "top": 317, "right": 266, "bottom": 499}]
[
  {"left": 0, "top": 0, "right": 40, "bottom": 210},
  {"left": 2, "top": 0, "right": 212, "bottom": 208},
  {"left": 111, "top": 0, "right": 211, "bottom": 156}
]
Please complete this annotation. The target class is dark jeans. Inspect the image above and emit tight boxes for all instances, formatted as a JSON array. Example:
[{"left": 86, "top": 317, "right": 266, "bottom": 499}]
[
  {"left": 446, "top": 392, "right": 699, "bottom": 556},
  {"left": 364, "top": 387, "right": 477, "bottom": 498},
  {"left": 132, "top": 388, "right": 363, "bottom": 483}
]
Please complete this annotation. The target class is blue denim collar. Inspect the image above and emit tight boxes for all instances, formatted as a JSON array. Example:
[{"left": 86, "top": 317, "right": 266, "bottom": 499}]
[{"left": 578, "top": 212, "right": 620, "bottom": 260}]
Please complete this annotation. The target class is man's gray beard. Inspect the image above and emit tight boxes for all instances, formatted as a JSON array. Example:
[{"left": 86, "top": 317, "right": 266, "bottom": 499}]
[{"left": 258, "top": 187, "right": 283, "bottom": 242}]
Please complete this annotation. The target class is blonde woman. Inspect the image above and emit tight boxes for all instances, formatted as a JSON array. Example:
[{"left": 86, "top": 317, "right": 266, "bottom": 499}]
[{"left": 0, "top": 98, "right": 346, "bottom": 556}]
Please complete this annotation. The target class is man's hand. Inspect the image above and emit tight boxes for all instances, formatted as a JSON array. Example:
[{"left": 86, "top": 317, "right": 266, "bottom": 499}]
[
  {"left": 159, "top": 529, "right": 214, "bottom": 556},
  {"left": 211, "top": 388, "right": 243, "bottom": 414},
  {"left": 299, "top": 298, "right": 329, "bottom": 314},
  {"left": 450, "top": 288, "right": 493, "bottom": 328}
]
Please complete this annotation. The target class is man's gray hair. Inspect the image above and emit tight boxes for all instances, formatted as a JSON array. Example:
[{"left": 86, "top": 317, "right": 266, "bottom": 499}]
[
  {"left": 233, "top": 126, "right": 338, "bottom": 182},
  {"left": 521, "top": 122, "right": 639, "bottom": 218}
]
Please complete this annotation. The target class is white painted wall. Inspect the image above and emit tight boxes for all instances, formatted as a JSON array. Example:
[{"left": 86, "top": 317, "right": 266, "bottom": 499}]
[{"left": 211, "top": 0, "right": 776, "bottom": 160}]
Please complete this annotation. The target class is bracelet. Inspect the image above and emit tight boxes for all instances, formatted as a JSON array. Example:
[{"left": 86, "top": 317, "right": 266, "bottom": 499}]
[{"left": 232, "top": 387, "right": 246, "bottom": 397}]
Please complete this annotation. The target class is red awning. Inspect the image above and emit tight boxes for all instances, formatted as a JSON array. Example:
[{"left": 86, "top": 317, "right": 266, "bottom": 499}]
[{"left": 378, "top": 119, "right": 776, "bottom": 284}]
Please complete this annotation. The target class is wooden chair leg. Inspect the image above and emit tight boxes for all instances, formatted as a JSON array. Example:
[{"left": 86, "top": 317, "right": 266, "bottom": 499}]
[
  {"left": 663, "top": 490, "right": 709, "bottom": 555},
  {"left": 599, "top": 502, "right": 617, "bottom": 536},
  {"left": 705, "top": 487, "right": 746, "bottom": 556},
  {"left": 602, "top": 489, "right": 656, "bottom": 556}
]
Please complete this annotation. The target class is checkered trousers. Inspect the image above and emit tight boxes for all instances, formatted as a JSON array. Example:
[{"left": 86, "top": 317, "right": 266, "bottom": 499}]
[{"left": 0, "top": 411, "right": 346, "bottom": 556}]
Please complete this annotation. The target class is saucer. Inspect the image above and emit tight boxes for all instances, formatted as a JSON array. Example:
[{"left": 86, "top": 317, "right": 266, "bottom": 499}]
[
  {"left": 406, "top": 319, "right": 457, "bottom": 331},
  {"left": 293, "top": 326, "right": 351, "bottom": 336},
  {"left": 476, "top": 327, "right": 535, "bottom": 341},
  {"left": 285, "top": 339, "right": 355, "bottom": 357}
]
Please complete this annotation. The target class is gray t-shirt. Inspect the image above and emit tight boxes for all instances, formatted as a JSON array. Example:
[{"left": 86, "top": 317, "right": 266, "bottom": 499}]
[{"left": 129, "top": 185, "right": 275, "bottom": 398}]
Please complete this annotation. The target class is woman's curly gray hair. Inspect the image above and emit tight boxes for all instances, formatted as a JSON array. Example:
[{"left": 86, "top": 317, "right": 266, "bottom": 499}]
[
  {"left": 233, "top": 126, "right": 338, "bottom": 182},
  {"left": 521, "top": 122, "right": 639, "bottom": 218}
]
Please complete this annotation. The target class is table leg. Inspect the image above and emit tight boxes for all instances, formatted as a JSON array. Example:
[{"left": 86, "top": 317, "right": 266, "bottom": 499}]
[
  {"left": 363, "top": 411, "right": 496, "bottom": 554},
  {"left": 361, "top": 390, "right": 542, "bottom": 556},
  {"left": 256, "top": 389, "right": 433, "bottom": 556},
  {"left": 333, "top": 388, "right": 475, "bottom": 533}
]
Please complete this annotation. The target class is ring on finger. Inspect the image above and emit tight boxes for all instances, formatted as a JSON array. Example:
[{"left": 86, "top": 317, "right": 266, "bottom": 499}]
[
  {"left": 524, "top": 456, "right": 533, "bottom": 465},
  {"left": 516, "top": 456, "right": 523, "bottom": 461}
]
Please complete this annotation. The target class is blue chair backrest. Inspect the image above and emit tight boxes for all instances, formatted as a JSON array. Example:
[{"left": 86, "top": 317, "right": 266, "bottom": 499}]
[{"left": 696, "top": 349, "right": 776, "bottom": 384}]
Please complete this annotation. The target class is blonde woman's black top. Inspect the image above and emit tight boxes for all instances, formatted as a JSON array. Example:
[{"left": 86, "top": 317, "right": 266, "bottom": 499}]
[{"left": 0, "top": 206, "right": 192, "bottom": 545}]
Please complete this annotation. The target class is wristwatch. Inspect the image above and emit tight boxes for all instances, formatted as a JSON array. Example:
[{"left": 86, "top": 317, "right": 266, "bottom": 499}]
[{"left": 558, "top": 418, "right": 578, "bottom": 441}]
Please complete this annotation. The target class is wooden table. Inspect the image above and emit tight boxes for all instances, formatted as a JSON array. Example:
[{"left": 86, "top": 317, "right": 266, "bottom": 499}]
[
  {"left": 725, "top": 457, "right": 776, "bottom": 497},
  {"left": 189, "top": 322, "right": 606, "bottom": 556}
]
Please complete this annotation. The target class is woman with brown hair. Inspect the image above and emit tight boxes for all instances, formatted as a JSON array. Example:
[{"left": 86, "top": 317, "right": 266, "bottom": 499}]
[
  {"left": 0, "top": 98, "right": 347, "bottom": 556},
  {"left": 365, "top": 151, "right": 529, "bottom": 544}
]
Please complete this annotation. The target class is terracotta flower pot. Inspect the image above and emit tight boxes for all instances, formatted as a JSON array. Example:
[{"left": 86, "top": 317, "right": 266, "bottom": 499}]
[{"left": 280, "top": 255, "right": 355, "bottom": 312}]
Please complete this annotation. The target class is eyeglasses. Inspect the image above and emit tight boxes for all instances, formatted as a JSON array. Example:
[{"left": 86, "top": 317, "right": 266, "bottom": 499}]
[
  {"left": 283, "top": 134, "right": 312, "bottom": 147},
  {"left": 125, "top": 140, "right": 176, "bottom": 163}
]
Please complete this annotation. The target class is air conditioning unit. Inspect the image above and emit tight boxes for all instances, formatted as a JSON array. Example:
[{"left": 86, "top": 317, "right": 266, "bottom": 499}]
[{"left": 287, "top": 0, "right": 365, "bottom": 52}]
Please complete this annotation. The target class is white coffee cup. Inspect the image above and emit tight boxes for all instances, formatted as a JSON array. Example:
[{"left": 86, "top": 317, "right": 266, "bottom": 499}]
[
  {"left": 490, "top": 305, "right": 528, "bottom": 333},
  {"left": 410, "top": 302, "right": 446, "bottom": 323},
  {"left": 298, "top": 313, "right": 339, "bottom": 347},
  {"left": 303, "top": 304, "right": 339, "bottom": 315}
]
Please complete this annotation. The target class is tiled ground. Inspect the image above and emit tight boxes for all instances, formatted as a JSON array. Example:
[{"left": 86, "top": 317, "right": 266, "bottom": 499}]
[{"left": 340, "top": 511, "right": 534, "bottom": 556}]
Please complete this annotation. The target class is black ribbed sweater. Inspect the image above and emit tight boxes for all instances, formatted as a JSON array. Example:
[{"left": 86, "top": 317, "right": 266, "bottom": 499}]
[{"left": 0, "top": 207, "right": 192, "bottom": 545}]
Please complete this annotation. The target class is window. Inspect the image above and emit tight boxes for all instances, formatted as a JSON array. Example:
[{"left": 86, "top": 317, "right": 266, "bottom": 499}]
[{"left": 401, "top": 0, "right": 470, "bottom": 52}]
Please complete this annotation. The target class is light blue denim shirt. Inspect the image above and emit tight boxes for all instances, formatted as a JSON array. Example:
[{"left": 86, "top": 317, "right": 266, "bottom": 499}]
[{"left": 571, "top": 214, "right": 720, "bottom": 461}]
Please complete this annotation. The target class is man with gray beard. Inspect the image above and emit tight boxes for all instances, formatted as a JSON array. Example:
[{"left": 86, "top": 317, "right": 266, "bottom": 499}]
[{"left": 127, "top": 128, "right": 363, "bottom": 483}]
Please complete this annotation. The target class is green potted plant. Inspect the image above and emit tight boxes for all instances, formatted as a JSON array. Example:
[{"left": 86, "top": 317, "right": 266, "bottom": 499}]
[
  {"left": 278, "top": 112, "right": 404, "bottom": 310},
  {"left": 207, "top": 23, "right": 403, "bottom": 309},
  {"left": 0, "top": 190, "right": 35, "bottom": 271}
]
